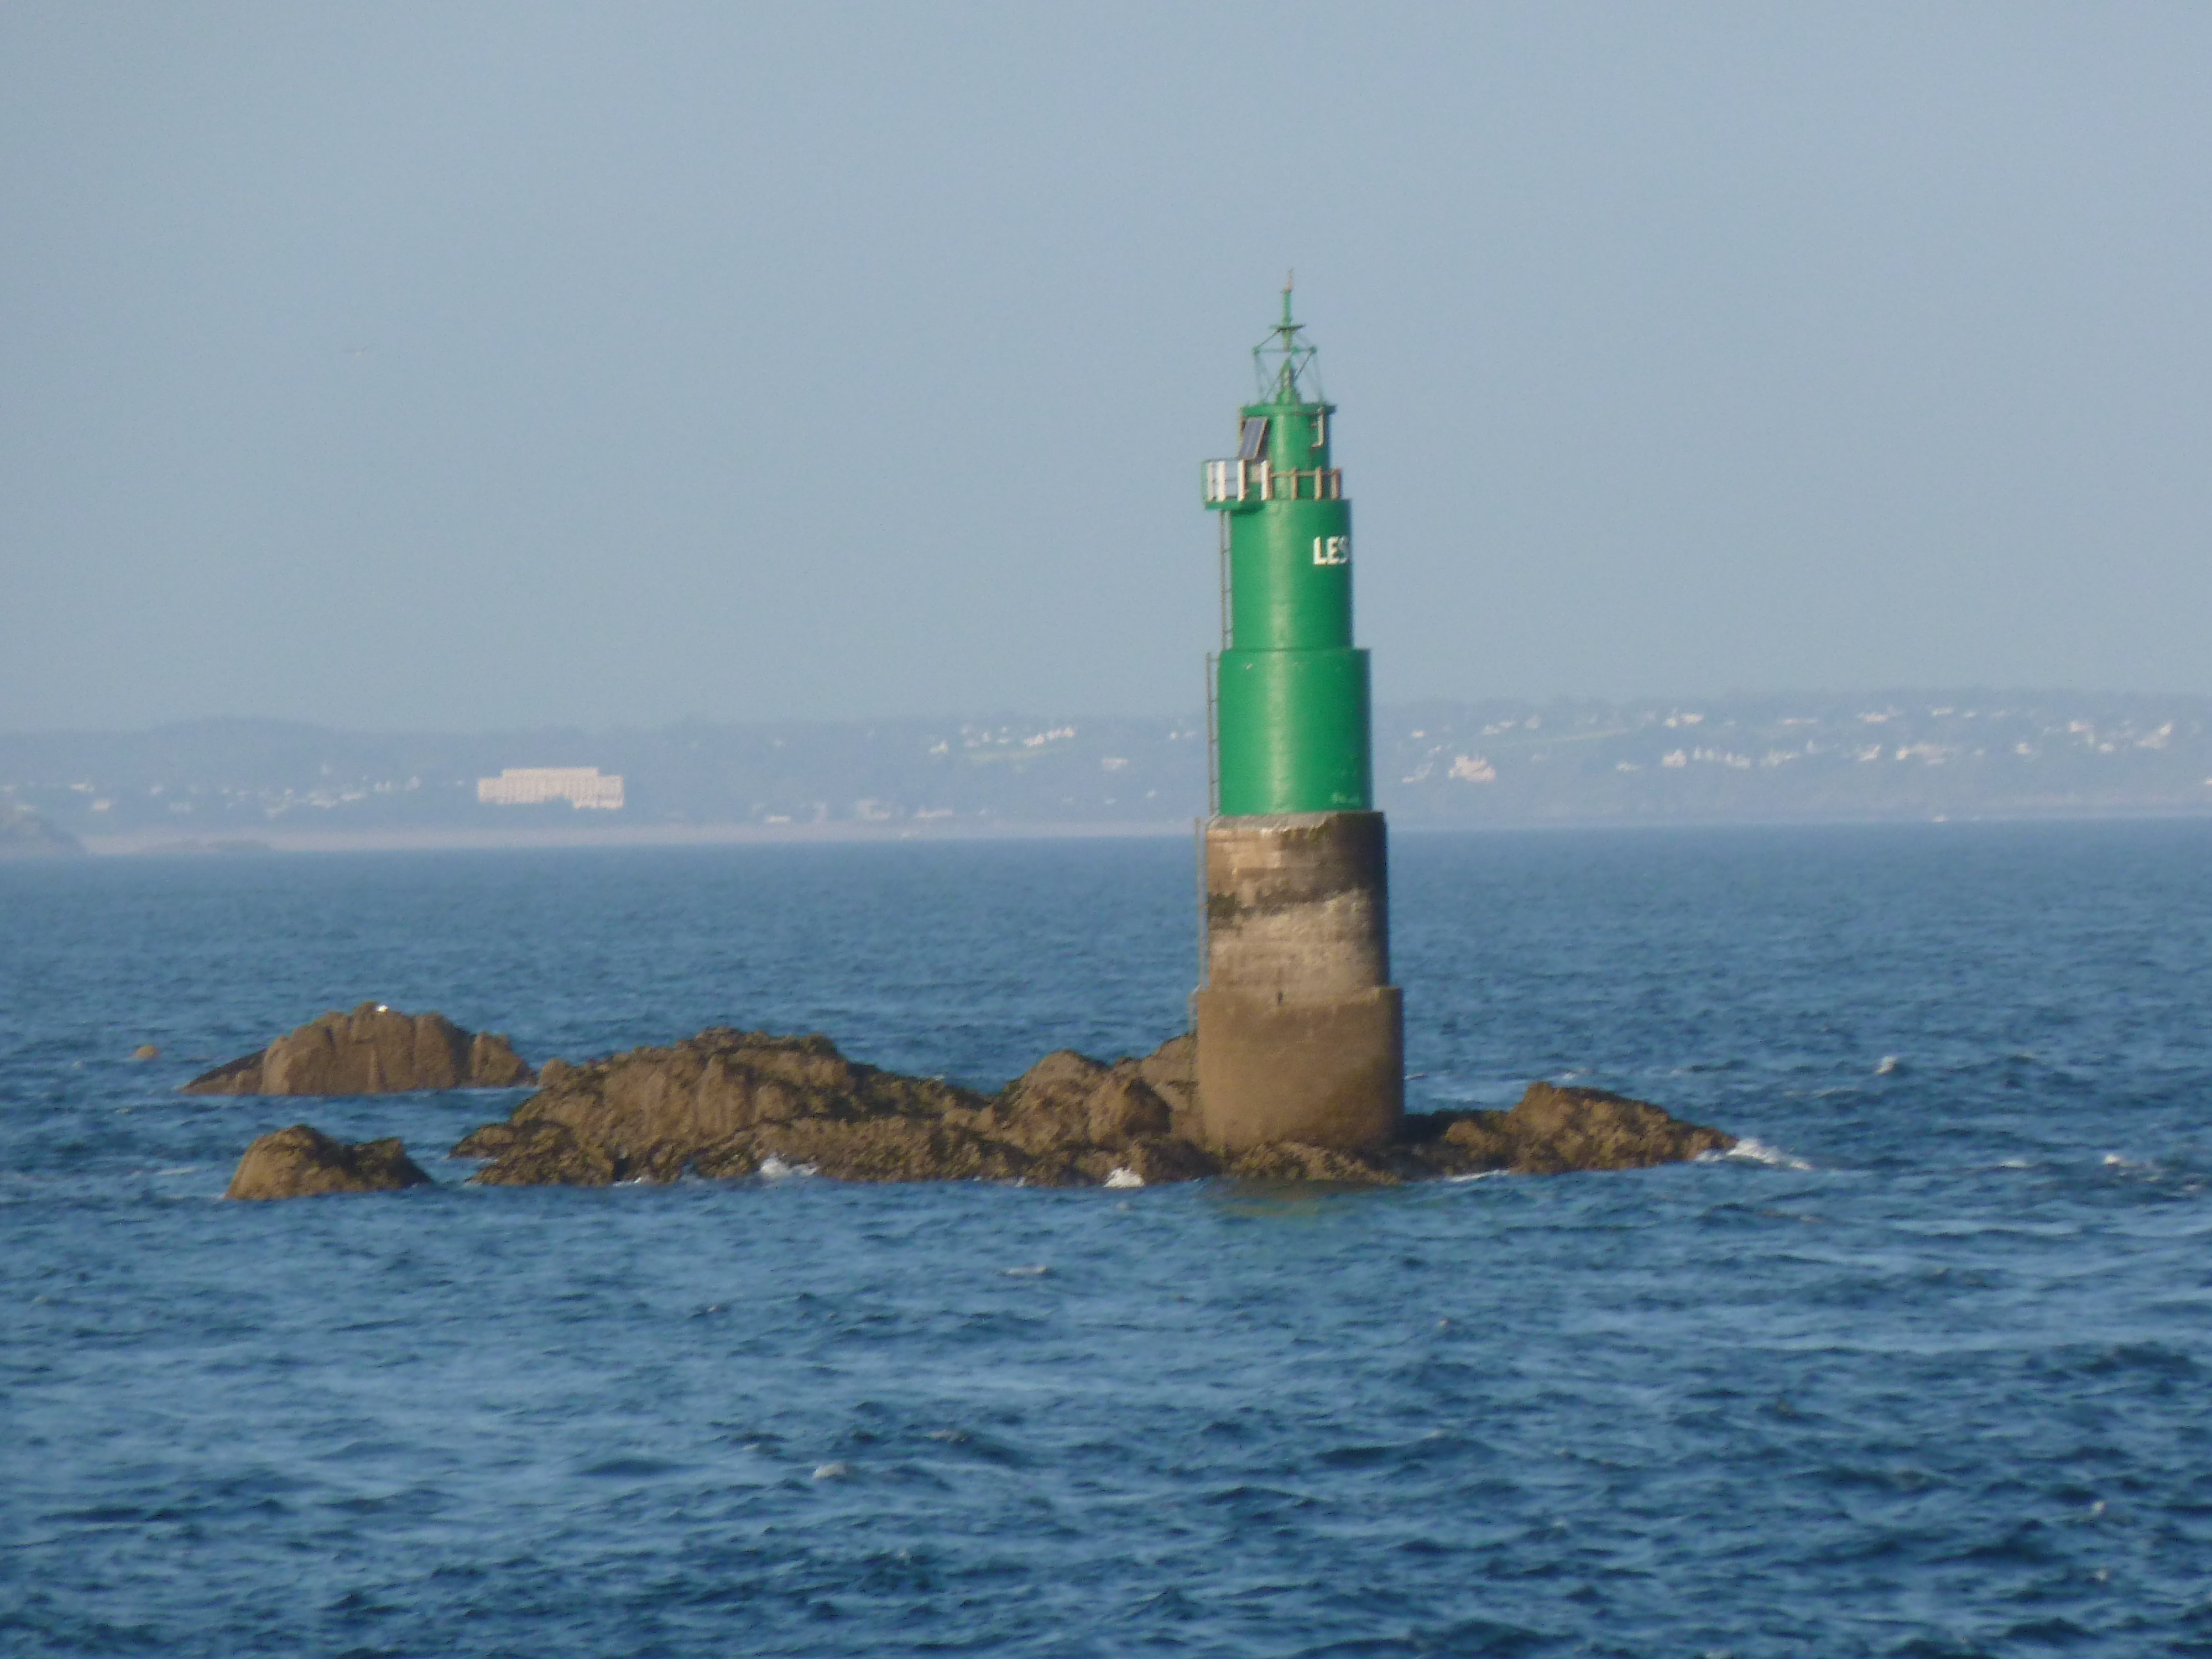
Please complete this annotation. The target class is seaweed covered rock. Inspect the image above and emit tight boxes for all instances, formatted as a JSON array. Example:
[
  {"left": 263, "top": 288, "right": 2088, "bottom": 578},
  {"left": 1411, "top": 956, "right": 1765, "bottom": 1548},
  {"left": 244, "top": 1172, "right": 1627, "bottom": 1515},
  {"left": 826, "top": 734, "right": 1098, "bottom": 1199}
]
[
  {"left": 224, "top": 1124, "right": 434, "bottom": 1200},
  {"left": 453, "top": 1027, "right": 1211, "bottom": 1188},
  {"left": 452, "top": 1120, "right": 623, "bottom": 1186},
  {"left": 448, "top": 1027, "right": 1733, "bottom": 1190},
  {"left": 1223, "top": 1141, "right": 1406, "bottom": 1185},
  {"left": 1404, "top": 1082, "right": 1736, "bottom": 1176},
  {"left": 186, "top": 1003, "right": 534, "bottom": 1095}
]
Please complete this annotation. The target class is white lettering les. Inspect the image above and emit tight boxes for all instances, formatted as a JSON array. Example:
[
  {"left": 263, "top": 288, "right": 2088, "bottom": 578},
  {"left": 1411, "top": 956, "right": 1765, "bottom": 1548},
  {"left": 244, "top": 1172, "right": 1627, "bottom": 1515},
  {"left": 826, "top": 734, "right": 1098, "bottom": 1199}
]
[{"left": 1312, "top": 535, "right": 1349, "bottom": 566}]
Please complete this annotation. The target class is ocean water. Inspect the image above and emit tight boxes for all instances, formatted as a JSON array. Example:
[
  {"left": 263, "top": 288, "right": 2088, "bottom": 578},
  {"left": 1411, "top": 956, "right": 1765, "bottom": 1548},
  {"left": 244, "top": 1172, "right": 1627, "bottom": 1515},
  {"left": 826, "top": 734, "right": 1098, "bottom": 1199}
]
[{"left": 5, "top": 823, "right": 2212, "bottom": 1657}]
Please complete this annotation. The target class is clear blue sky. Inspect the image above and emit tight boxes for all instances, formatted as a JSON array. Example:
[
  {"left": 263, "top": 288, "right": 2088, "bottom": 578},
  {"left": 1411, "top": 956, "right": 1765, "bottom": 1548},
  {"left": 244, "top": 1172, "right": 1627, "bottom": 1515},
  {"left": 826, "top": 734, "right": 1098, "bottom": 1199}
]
[{"left": 3, "top": 3, "right": 2208, "bottom": 731}]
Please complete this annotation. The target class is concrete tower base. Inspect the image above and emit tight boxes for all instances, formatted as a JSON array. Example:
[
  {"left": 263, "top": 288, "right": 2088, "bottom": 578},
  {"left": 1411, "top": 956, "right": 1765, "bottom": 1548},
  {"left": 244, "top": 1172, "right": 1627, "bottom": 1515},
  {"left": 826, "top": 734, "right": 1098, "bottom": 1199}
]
[{"left": 1194, "top": 811, "right": 1404, "bottom": 1152}]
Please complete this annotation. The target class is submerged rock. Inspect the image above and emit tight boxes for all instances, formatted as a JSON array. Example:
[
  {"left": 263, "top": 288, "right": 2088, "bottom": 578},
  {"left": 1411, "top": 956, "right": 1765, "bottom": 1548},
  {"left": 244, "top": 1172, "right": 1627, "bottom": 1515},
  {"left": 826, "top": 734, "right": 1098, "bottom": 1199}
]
[
  {"left": 224, "top": 1124, "right": 434, "bottom": 1200},
  {"left": 185, "top": 1003, "right": 534, "bottom": 1095},
  {"left": 450, "top": 1027, "right": 1733, "bottom": 1189}
]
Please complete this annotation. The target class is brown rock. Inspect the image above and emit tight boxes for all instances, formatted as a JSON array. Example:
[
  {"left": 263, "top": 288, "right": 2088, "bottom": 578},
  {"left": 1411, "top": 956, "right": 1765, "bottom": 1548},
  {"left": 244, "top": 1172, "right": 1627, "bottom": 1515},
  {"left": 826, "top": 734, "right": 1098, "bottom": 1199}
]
[
  {"left": 449, "top": 1121, "right": 521, "bottom": 1158},
  {"left": 750, "top": 1117, "right": 1044, "bottom": 1186},
  {"left": 1136, "top": 1032, "right": 1199, "bottom": 1138},
  {"left": 466, "top": 1121, "right": 621, "bottom": 1187},
  {"left": 982, "top": 1048, "right": 1174, "bottom": 1154},
  {"left": 187, "top": 1051, "right": 265, "bottom": 1093},
  {"left": 1506, "top": 1080, "right": 1735, "bottom": 1171},
  {"left": 1115, "top": 1135, "right": 1221, "bottom": 1184},
  {"left": 1225, "top": 1141, "right": 1402, "bottom": 1185},
  {"left": 467, "top": 1031, "right": 533, "bottom": 1086},
  {"left": 452, "top": 1029, "right": 1208, "bottom": 1188},
  {"left": 444, "top": 1027, "right": 1734, "bottom": 1191},
  {"left": 184, "top": 1004, "right": 538, "bottom": 1095},
  {"left": 1086, "top": 1071, "right": 1174, "bottom": 1147},
  {"left": 1436, "top": 1115, "right": 1514, "bottom": 1169},
  {"left": 1405, "top": 1082, "right": 1735, "bottom": 1177},
  {"left": 223, "top": 1124, "right": 434, "bottom": 1200},
  {"left": 984, "top": 1048, "right": 1100, "bottom": 1149},
  {"left": 458, "top": 1028, "right": 988, "bottom": 1186}
]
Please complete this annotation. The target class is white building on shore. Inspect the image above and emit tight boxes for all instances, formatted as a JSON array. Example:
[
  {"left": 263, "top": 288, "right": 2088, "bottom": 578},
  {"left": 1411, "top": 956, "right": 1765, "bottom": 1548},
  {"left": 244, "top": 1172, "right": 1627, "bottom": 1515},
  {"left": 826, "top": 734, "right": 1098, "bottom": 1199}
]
[{"left": 476, "top": 768, "right": 625, "bottom": 810}]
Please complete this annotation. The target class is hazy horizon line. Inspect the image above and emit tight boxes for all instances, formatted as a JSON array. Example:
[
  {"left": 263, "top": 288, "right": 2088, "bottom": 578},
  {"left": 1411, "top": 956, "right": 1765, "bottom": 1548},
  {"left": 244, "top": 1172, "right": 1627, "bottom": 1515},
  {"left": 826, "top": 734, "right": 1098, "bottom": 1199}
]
[{"left": 10, "top": 686, "right": 2212, "bottom": 741}]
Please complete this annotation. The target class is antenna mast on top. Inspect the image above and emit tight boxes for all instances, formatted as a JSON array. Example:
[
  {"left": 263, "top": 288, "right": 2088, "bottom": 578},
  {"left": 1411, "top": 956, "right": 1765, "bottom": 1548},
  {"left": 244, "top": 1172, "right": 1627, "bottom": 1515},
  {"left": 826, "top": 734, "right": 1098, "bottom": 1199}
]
[{"left": 1252, "top": 270, "right": 1322, "bottom": 404}]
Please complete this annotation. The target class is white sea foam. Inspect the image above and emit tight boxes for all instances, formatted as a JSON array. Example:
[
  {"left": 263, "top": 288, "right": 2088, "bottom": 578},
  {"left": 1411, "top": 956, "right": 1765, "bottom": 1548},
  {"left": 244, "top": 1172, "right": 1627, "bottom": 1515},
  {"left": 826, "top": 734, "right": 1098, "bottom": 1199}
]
[
  {"left": 1103, "top": 1167, "right": 1144, "bottom": 1190},
  {"left": 811, "top": 1462, "right": 849, "bottom": 1480},
  {"left": 756, "top": 1155, "right": 817, "bottom": 1180},
  {"left": 1001, "top": 1263, "right": 1050, "bottom": 1277},
  {"left": 1875, "top": 1055, "right": 1901, "bottom": 1075},
  {"left": 1716, "top": 1138, "right": 1814, "bottom": 1171},
  {"left": 1445, "top": 1169, "right": 1508, "bottom": 1183}
]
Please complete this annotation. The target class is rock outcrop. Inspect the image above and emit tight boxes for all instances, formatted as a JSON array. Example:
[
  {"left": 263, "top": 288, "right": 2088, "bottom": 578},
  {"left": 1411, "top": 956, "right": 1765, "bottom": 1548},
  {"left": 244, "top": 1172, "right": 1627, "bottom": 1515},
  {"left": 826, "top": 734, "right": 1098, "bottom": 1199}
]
[
  {"left": 453, "top": 1029, "right": 1207, "bottom": 1187},
  {"left": 224, "top": 1124, "right": 434, "bottom": 1199},
  {"left": 1399, "top": 1082, "right": 1737, "bottom": 1178},
  {"left": 186, "top": 1003, "right": 534, "bottom": 1095},
  {"left": 450, "top": 1027, "right": 1733, "bottom": 1188}
]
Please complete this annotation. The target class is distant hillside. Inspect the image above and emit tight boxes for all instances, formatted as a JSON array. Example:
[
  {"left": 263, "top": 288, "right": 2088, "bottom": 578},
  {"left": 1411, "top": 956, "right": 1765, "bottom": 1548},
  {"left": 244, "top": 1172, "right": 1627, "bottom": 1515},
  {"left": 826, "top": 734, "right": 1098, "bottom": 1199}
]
[
  {"left": 0, "top": 716, "right": 1209, "bottom": 843},
  {"left": 2, "top": 693, "right": 2208, "bottom": 846},
  {"left": 1378, "top": 692, "right": 2212, "bottom": 826},
  {"left": 0, "top": 797, "right": 85, "bottom": 857}
]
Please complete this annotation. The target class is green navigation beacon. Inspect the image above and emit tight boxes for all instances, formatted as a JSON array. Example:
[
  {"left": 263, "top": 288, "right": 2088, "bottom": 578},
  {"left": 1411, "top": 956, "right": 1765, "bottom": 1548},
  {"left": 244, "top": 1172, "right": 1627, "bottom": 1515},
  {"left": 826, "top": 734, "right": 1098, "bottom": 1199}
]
[
  {"left": 1193, "top": 285, "right": 1402, "bottom": 1156},
  {"left": 1204, "top": 286, "right": 1371, "bottom": 817}
]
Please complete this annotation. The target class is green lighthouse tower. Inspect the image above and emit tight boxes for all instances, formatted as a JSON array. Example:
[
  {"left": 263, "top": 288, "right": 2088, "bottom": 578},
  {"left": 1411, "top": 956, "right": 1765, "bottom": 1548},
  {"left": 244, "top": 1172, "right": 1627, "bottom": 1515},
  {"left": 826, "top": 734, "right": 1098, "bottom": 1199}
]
[
  {"left": 1209, "top": 288, "right": 1371, "bottom": 816},
  {"left": 1194, "top": 288, "right": 1403, "bottom": 1153}
]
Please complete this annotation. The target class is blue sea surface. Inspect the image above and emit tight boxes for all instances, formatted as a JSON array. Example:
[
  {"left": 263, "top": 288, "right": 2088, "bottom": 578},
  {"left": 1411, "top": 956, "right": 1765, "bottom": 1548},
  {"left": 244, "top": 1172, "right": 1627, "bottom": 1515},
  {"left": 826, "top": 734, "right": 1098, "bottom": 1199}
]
[{"left": 5, "top": 824, "right": 2212, "bottom": 1656}]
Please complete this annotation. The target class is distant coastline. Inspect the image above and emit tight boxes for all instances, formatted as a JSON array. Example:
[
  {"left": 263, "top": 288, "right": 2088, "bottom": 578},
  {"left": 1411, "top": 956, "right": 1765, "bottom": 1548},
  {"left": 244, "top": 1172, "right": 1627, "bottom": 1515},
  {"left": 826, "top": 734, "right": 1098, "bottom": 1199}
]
[
  {"left": 0, "top": 799, "right": 84, "bottom": 857},
  {"left": 7, "top": 691, "right": 2211, "bottom": 854},
  {"left": 73, "top": 819, "right": 1194, "bottom": 856},
  {"left": 67, "top": 810, "right": 2212, "bottom": 858}
]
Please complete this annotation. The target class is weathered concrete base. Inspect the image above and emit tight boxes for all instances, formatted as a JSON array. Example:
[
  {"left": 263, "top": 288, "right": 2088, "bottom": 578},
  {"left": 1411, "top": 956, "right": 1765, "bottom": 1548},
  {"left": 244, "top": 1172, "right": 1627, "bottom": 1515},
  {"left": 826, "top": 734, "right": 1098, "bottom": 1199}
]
[
  {"left": 1196, "top": 810, "right": 1402, "bottom": 1152},
  {"left": 1193, "top": 985, "right": 1403, "bottom": 1152}
]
